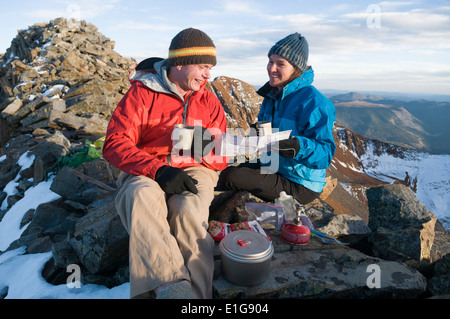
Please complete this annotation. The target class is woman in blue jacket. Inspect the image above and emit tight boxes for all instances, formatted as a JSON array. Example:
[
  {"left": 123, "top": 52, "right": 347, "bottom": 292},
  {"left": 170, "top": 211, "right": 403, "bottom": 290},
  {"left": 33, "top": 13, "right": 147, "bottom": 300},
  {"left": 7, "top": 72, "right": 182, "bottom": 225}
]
[{"left": 218, "top": 33, "right": 336, "bottom": 204}]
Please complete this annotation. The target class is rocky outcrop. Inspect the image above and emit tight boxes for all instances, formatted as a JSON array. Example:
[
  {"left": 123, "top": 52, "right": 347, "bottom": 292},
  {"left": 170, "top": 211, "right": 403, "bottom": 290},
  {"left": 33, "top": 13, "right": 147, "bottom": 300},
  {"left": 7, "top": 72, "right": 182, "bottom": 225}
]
[
  {"left": 208, "top": 76, "right": 262, "bottom": 130},
  {"left": 366, "top": 183, "right": 443, "bottom": 283},
  {"left": 0, "top": 17, "right": 135, "bottom": 146},
  {"left": 214, "top": 243, "right": 427, "bottom": 299}
]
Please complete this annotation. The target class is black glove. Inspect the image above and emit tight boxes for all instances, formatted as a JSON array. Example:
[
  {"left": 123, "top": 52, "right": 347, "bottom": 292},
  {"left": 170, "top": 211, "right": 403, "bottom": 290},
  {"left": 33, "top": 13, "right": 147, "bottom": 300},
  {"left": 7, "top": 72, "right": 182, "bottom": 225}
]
[
  {"left": 273, "top": 136, "right": 300, "bottom": 159},
  {"left": 155, "top": 166, "right": 198, "bottom": 194},
  {"left": 191, "top": 126, "right": 214, "bottom": 157}
]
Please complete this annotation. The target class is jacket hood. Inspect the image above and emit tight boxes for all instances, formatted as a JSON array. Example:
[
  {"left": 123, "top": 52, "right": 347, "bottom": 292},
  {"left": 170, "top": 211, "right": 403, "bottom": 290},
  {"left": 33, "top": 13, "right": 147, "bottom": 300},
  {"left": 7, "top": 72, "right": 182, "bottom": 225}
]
[
  {"left": 129, "top": 59, "right": 208, "bottom": 101},
  {"left": 129, "top": 59, "right": 183, "bottom": 99}
]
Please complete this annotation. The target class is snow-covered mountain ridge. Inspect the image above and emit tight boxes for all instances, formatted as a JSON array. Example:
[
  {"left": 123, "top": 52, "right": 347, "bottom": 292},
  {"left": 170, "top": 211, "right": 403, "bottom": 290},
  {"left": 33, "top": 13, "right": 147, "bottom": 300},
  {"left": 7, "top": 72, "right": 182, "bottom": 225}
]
[{"left": 329, "top": 125, "right": 450, "bottom": 230}]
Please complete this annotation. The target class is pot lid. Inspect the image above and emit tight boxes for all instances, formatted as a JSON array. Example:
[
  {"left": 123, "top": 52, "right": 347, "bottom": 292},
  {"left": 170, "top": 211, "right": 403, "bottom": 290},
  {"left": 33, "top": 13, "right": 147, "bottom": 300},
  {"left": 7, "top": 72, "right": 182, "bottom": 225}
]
[{"left": 219, "top": 230, "right": 273, "bottom": 262}]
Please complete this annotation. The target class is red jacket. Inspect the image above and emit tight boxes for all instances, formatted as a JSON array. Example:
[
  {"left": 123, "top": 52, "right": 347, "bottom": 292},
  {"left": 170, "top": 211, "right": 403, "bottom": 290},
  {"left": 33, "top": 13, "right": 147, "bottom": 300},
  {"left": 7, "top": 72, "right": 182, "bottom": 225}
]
[{"left": 103, "top": 61, "right": 229, "bottom": 179}]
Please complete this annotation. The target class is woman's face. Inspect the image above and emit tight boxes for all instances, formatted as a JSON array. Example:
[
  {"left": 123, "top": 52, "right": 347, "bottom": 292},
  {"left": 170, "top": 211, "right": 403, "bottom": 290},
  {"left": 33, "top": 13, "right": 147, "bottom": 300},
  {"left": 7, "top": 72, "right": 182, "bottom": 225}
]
[{"left": 267, "top": 54, "right": 296, "bottom": 90}]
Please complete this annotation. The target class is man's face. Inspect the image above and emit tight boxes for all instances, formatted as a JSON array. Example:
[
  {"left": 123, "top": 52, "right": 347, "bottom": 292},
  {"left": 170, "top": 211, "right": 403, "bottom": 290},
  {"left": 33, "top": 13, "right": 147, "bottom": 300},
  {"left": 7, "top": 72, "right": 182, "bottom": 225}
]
[{"left": 175, "top": 64, "right": 214, "bottom": 93}]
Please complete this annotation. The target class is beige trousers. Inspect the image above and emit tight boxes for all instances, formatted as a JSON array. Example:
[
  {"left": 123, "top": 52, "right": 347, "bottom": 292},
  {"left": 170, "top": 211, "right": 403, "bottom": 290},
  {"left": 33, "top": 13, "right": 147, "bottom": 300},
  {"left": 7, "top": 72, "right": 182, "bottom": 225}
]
[{"left": 115, "top": 166, "right": 218, "bottom": 299}]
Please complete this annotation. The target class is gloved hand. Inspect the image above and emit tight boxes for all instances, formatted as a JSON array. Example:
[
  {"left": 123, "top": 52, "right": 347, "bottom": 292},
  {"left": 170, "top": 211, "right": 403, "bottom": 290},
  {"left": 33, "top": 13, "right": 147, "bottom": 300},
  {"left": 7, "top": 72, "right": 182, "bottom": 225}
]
[
  {"left": 191, "top": 126, "right": 214, "bottom": 157},
  {"left": 273, "top": 136, "right": 300, "bottom": 159},
  {"left": 155, "top": 166, "right": 198, "bottom": 194}
]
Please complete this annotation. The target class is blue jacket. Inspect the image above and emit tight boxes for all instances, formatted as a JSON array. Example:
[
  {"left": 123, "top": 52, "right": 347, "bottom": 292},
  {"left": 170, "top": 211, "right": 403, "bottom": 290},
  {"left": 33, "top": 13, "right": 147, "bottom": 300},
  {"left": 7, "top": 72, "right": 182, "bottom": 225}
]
[{"left": 257, "top": 68, "right": 336, "bottom": 193}]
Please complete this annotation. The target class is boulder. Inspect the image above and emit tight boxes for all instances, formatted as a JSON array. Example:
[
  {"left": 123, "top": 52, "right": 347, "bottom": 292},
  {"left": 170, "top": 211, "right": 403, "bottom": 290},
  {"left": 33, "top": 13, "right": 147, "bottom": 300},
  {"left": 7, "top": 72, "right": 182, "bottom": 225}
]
[
  {"left": 51, "top": 239, "right": 80, "bottom": 269},
  {"left": 0, "top": 117, "right": 12, "bottom": 146},
  {"left": 74, "top": 160, "right": 120, "bottom": 188},
  {"left": 6, "top": 200, "right": 77, "bottom": 253},
  {"left": 367, "top": 184, "right": 435, "bottom": 230},
  {"left": 29, "top": 130, "right": 71, "bottom": 172},
  {"left": 20, "top": 201, "right": 73, "bottom": 241},
  {"left": 213, "top": 234, "right": 427, "bottom": 299},
  {"left": 367, "top": 184, "right": 437, "bottom": 264},
  {"left": 427, "top": 253, "right": 450, "bottom": 296},
  {"left": 20, "top": 99, "right": 66, "bottom": 128},
  {"left": 316, "top": 214, "right": 371, "bottom": 237},
  {"left": 50, "top": 166, "right": 115, "bottom": 206},
  {"left": 6, "top": 96, "right": 51, "bottom": 125},
  {"left": 69, "top": 194, "right": 129, "bottom": 274},
  {"left": 1, "top": 98, "right": 22, "bottom": 118}
]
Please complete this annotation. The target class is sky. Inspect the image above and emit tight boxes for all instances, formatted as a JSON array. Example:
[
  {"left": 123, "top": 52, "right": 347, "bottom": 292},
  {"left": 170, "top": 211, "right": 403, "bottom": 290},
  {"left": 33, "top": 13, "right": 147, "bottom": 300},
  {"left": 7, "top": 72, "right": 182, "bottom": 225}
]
[{"left": 0, "top": 0, "right": 449, "bottom": 95}]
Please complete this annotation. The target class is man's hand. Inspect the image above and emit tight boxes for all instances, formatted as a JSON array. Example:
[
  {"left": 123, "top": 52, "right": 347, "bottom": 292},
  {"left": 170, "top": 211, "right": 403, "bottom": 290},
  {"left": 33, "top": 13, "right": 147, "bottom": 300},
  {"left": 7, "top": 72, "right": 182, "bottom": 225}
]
[
  {"left": 273, "top": 136, "right": 300, "bottom": 159},
  {"left": 191, "top": 126, "right": 214, "bottom": 157},
  {"left": 155, "top": 166, "right": 198, "bottom": 194}
]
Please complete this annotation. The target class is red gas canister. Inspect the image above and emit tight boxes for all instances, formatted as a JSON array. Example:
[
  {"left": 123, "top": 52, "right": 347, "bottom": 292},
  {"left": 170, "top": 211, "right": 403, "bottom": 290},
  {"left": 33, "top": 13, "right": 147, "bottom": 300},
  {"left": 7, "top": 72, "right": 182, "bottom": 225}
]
[{"left": 281, "top": 223, "right": 310, "bottom": 245}]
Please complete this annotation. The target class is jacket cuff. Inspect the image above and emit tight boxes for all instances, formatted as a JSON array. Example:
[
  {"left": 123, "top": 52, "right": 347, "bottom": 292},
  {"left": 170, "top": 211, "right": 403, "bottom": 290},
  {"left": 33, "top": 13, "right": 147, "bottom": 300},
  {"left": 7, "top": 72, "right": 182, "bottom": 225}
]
[
  {"left": 293, "top": 136, "right": 303, "bottom": 160},
  {"left": 148, "top": 162, "right": 167, "bottom": 180}
]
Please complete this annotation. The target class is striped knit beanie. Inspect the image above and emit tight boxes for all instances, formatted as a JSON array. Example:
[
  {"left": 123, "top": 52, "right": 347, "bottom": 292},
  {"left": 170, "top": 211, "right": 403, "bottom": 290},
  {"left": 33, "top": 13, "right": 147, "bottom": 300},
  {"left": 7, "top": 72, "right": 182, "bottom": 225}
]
[
  {"left": 168, "top": 28, "right": 217, "bottom": 66},
  {"left": 268, "top": 33, "right": 309, "bottom": 71}
]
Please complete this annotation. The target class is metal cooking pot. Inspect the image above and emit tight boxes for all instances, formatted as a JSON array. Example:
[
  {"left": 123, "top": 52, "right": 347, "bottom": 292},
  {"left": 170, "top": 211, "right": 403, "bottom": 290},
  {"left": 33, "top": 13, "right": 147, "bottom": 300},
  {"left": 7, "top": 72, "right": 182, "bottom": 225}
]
[{"left": 219, "top": 230, "right": 274, "bottom": 286}]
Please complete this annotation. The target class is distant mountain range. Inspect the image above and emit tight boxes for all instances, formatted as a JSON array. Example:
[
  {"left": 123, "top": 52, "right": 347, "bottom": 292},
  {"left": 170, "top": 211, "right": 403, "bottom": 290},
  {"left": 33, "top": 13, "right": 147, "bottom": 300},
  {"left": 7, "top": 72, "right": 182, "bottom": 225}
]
[
  {"left": 328, "top": 92, "right": 450, "bottom": 154},
  {"left": 322, "top": 89, "right": 450, "bottom": 103}
]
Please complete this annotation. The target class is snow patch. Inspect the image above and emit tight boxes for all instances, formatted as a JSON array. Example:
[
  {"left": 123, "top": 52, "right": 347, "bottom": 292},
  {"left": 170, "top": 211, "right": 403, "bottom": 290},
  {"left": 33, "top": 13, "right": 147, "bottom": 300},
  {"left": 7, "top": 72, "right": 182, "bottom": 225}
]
[{"left": 360, "top": 141, "right": 450, "bottom": 229}]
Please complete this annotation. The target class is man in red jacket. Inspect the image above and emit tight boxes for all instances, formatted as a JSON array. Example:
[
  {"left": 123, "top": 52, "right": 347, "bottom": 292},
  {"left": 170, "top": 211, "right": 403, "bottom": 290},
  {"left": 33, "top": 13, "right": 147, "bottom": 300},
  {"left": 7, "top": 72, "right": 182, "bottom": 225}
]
[{"left": 103, "top": 28, "right": 228, "bottom": 299}]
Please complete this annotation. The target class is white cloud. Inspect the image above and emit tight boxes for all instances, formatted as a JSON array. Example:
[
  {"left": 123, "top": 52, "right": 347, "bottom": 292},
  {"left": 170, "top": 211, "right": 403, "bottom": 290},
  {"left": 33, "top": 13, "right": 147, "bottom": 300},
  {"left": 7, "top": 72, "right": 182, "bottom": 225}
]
[
  {"left": 25, "top": 9, "right": 68, "bottom": 20},
  {"left": 214, "top": 2, "right": 449, "bottom": 94},
  {"left": 377, "top": 1, "right": 418, "bottom": 10},
  {"left": 216, "top": 36, "right": 271, "bottom": 57},
  {"left": 111, "top": 20, "right": 179, "bottom": 32},
  {"left": 25, "top": 0, "right": 122, "bottom": 20},
  {"left": 345, "top": 7, "right": 450, "bottom": 31},
  {"left": 213, "top": 55, "right": 268, "bottom": 85},
  {"left": 222, "top": 0, "right": 263, "bottom": 15},
  {"left": 255, "top": 4, "right": 450, "bottom": 56}
]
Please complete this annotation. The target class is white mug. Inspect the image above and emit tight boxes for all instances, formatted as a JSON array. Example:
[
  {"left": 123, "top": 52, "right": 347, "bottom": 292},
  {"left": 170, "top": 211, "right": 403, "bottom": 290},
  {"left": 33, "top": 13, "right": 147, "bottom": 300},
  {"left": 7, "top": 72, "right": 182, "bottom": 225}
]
[
  {"left": 256, "top": 121, "right": 272, "bottom": 136},
  {"left": 172, "top": 124, "right": 194, "bottom": 151}
]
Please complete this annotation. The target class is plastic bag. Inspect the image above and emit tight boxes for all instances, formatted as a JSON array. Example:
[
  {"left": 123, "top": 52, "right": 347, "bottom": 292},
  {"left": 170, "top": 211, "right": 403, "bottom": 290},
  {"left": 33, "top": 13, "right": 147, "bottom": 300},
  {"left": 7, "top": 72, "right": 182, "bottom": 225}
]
[
  {"left": 274, "top": 191, "right": 296, "bottom": 224},
  {"left": 244, "top": 202, "right": 284, "bottom": 230},
  {"left": 208, "top": 220, "right": 271, "bottom": 242},
  {"left": 274, "top": 191, "right": 315, "bottom": 229},
  {"left": 300, "top": 215, "right": 314, "bottom": 230},
  {"left": 208, "top": 220, "right": 230, "bottom": 241},
  {"left": 55, "top": 137, "right": 104, "bottom": 171}
]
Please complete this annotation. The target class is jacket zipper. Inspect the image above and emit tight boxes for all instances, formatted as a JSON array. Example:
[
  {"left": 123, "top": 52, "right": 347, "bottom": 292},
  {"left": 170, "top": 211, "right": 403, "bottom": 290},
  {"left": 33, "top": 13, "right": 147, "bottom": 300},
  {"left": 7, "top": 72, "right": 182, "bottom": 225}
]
[
  {"left": 183, "top": 91, "right": 194, "bottom": 125},
  {"left": 168, "top": 91, "right": 194, "bottom": 166}
]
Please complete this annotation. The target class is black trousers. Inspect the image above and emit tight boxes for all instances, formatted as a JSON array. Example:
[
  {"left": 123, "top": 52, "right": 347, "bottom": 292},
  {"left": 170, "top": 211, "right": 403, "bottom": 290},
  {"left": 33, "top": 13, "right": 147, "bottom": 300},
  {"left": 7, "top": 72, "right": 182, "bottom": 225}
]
[{"left": 217, "top": 162, "right": 321, "bottom": 204}]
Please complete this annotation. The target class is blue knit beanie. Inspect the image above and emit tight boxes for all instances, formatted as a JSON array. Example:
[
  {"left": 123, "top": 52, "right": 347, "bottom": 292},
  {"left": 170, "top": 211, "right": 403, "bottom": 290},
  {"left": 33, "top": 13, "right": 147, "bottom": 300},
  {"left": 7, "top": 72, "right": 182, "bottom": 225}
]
[{"left": 268, "top": 33, "right": 309, "bottom": 71}]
